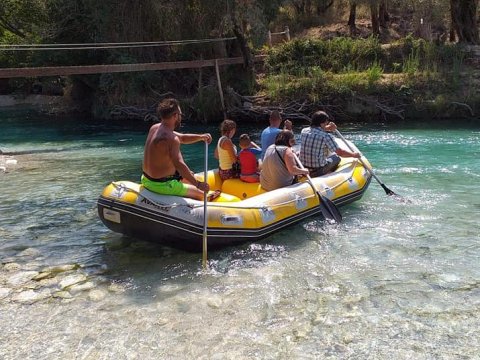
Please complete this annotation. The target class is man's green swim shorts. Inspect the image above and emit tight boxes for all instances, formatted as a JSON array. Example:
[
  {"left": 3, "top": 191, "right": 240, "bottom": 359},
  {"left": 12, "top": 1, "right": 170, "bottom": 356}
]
[{"left": 141, "top": 174, "right": 188, "bottom": 196}]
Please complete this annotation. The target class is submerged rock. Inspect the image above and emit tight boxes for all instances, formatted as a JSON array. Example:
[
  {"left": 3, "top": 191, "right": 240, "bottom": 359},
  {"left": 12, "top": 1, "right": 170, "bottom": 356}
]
[
  {"left": 7, "top": 271, "right": 39, "bottom": 287},
  {"left": 88, "top": 289, "right": 107, "bottom": 302},
  {"left": 107, "top": 283, "right": 126, "bottom": 294},
  {"left": 69, "top": 281, "right": 96, "bottom": 294},
  {"left": 23, "top": 262, "right": 43, "bottom": 271},
  {"left": 12, "top": 289, "right": 51, "bottom": 304},
  {"left": 53, "top": 291, "right": 73, "bottom": 299},
  {"left": 43, "top": 264, "right": 78, "bottom": 274},
  {"left": 17, "top": 248, "right": 41, "bottom": 258},
  {"left": 3, "top": 263, "right": 21, "bottom": 272},
  {"left": 58, "top": 274, "right": 88, "bottom": 290},
  {"left": 207, "top": 296, "right": 223, "bottom": 309},
  {"left": 0, "top": 287, "right": 11, "bottom": 299},
  {"left": 33, "top": 272, "right": 54, "bottom": 281}
]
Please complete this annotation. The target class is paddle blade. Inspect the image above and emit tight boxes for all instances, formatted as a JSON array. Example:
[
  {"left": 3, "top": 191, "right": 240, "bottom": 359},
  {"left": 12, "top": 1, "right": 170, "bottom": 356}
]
[
  {"left": 318, "top": 193, "right": 342, "bottom": 223},
  {"left": 381, "top": 184, "right": 411, "bottom": 203}
]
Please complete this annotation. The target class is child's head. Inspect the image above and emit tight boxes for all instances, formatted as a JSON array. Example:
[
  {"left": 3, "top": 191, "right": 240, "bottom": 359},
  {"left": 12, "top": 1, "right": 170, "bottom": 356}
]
[
  {"left": 220, "top": 119, "right": 236, "bottom": 136},
  {"left": 239, "top": 134, "right": 251, "bottom": 149}
]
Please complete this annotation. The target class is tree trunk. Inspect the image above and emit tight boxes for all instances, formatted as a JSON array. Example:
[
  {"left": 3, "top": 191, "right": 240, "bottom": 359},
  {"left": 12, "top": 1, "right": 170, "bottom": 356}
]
[
  {"left": 292, "top": 0, "right": 307, "bottom": 15},
  {"left": 348, "top": 2, "right": 357, "bottom": 35},
  {"left": 232, "top": 24, "right": 253, "bottom": 69},
  {"left": 379, "top": 0, "right": 389, "bottom": 28},
  {"left": 450, "top": 0, "right": 479, "bottom": 44},
  {"left": 227, "top": 0, "right": 253, "bottom": 70},
  {"left": 316, "top": 0, "right": 334, "bottom": 15},
  {"left": 370, "top": 3, "right": 380, "bottom": 36},
  {"left": 305, "top": 0, "right": 312, "bottom": 14}
]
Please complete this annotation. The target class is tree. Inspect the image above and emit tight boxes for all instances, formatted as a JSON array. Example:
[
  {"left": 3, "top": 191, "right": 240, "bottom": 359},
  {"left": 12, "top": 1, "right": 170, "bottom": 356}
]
[
  {"left": 378, "top": 0, "right": 389, "bottom": 28},
  {"left": 370, "top": 0, "right": 380, "bottom": 36},
  {"left": 0, "top": 0, "right": 47, "bottom": 40},
  {"left": 348, "top": 0, "right": 357, "bottom": 34},
  {"left": 315, "top": 0, "right": 334, "bottom": 15},
  {"left": 450, "top": 0, "right": 479, "bottom": 44}
]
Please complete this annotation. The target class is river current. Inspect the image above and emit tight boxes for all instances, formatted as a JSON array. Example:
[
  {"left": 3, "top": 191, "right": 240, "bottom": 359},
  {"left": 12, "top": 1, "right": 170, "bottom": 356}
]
[{"left": 1, "top": 107, "right": 479, "bottom": 359}]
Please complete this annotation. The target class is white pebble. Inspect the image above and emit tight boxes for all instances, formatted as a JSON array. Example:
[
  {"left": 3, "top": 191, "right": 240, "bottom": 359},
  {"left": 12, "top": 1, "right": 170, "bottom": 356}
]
[{"left": 207, "top": 296, "right": 223, "bottom": 309}]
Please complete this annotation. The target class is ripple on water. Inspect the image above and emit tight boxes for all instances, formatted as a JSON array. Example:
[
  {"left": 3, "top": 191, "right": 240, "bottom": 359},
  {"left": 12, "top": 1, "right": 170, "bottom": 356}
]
[{"left": 1, "top": 116, "right": 480, "bottom": 358}]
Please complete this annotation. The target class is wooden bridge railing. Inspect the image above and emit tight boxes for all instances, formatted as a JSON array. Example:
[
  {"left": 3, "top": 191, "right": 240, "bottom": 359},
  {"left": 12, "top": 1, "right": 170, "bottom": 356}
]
[{"left": 0, "top": 55, "right": 267, "bottom": 79}]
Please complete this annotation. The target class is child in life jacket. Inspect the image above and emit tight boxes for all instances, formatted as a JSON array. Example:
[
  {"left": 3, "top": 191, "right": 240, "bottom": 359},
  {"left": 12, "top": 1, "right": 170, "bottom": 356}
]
[{"left": 238, "top": 133, "right": 262, "bottom": 183}]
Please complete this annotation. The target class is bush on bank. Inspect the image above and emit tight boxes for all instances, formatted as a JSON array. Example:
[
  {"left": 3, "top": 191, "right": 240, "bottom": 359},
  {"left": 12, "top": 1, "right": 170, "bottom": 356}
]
[{"left": 261, "top": 36, "right": 478, "bottom": 120}]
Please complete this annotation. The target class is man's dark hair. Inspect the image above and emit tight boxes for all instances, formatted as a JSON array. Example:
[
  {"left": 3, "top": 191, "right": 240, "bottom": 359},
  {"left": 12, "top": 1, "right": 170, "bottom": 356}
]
[
  {"left": 310, "top": 111, "right": 330, "bottom": 127},
  {"left": 274, "top": 130, "right": 294, "bottom": 147},
  {"left": 157, "top": 98, "right": 180, "bottom": 119},
  {"left": 269, "top": 110, "right": 281, "bottom": 123}
]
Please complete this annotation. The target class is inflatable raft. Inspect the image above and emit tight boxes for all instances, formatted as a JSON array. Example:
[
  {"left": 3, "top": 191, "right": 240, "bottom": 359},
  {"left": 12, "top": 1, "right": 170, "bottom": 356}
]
[{"left": 97, "top": 140, "right": 372, "bottom": 251}]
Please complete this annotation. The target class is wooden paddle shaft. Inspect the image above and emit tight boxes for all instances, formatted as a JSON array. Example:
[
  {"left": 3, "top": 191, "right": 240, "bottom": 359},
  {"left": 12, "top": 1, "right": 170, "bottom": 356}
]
[{"left": 202, "top": 141, "right": 208, "bottom": 268}]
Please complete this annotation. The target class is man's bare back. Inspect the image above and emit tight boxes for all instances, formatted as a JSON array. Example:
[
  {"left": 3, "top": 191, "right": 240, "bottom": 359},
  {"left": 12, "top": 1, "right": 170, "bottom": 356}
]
[{"left": 143, "top": 123, "right": 178, "bottom": 179}]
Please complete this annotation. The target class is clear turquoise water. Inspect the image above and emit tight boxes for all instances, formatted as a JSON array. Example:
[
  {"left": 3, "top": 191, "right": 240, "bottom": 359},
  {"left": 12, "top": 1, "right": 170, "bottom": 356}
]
[{"left": 1, "top": 107, "right": 479, "bottom": 359}]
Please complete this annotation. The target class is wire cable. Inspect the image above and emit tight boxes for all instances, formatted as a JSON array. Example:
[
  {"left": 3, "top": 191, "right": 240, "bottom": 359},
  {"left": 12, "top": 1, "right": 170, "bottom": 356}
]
[{"left": 0, "top": 37, "right": 237, "bottom": 51}]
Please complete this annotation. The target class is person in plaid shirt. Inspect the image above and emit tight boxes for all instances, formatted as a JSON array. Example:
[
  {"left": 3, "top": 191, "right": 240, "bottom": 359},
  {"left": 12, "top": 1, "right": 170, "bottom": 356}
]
[{"left": 300, "top": 111, "right": 360, "bottom": 177}]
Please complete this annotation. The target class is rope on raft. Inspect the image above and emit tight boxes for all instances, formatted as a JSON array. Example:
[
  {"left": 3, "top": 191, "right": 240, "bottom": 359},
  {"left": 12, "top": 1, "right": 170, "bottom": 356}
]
[{"left": 110, "top": 160, "right": 359, "bottom": 211}]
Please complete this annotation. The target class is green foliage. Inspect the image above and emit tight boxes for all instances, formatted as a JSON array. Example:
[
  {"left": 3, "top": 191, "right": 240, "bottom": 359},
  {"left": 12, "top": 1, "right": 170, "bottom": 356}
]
[
  {"left": 260, "top": 67, "right": 389, "bottom": 102},
  {"left": 0, "top": 0, "right": 47, "bottom": 39},
  {"left": 189, "top": 85, "right": 223, "bottom": 123},
  {"left": 366, "top": 60, "right": 383, "bottom": 86},
  {"left": 265, "top": 37, "right": 382, "bottom": 73},
  {"left": 402, "top": 47, "right": 420, "bottom": 77}
]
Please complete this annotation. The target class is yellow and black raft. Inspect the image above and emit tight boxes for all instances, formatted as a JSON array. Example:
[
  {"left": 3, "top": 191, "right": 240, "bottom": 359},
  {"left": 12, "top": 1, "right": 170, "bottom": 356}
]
[{"left": 97, "top": 139, "right": 372, "bottom": 251}]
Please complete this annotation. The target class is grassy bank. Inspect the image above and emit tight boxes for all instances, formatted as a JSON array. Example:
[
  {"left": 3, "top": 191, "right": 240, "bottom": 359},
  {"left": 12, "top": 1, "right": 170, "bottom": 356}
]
[{"left": 258, "top": 37, "right": 479, "bottom": 121}]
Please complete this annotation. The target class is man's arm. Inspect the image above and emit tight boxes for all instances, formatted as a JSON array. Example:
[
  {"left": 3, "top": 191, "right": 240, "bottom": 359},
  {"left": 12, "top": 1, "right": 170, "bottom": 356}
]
[
  {"left": 284, "top": 148, "right": 309, "bottom": 176},
  {"left": 169, "top": 137, "right": 201, "bottom": 186},
  {"left": 324, "top": 122, "right": 337, "bottom": 132},
  {"left": 250, "top": 140, "right": 261, "bottom": 150},
  {"left": 325, "top": 133, "right": 360, "bottom": 158},
  {"left": 337, "top": 148, "right": 361, "bottom": 159},
  {"left": 283, "top": 119, "right": 293, "bottom": 131},
  {"left": 174, "top": 132, "right": 212, "bottom": 144}
]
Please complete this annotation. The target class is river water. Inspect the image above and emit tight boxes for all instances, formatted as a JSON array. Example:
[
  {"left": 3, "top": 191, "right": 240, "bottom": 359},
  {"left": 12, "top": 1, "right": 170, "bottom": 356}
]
[{"left": 1, "top": 107, "right": 479, "bottom": 359}]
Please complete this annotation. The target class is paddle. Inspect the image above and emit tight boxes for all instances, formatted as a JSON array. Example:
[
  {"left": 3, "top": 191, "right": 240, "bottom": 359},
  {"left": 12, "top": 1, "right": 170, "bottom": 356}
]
[
  {"left": 334, "top": 129, "right": 408, "bottom": 202},
  {"left": 292, "top": 152, "right": 342, "bottom": 224},
  {"left": 202, "top": 141, "right": 209, "bottom": 269}
]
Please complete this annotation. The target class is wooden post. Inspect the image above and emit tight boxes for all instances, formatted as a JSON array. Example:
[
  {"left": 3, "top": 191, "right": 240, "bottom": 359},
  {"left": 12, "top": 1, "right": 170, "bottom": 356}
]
[
  {"left": 267, "top": 30, "right": 272, "bottom": 47},
  {"left": 215, "top": 59, "right": 227, "bottom": 119},
  {"left": 285, "top": 26, "right": 291, "bottom": 41}
]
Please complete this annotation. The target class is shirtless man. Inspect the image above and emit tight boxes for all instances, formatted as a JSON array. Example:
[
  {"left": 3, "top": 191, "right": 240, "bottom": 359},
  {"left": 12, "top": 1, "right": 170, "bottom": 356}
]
[{"left": 141, "top": 98, "right": 213, "bottom": 201}]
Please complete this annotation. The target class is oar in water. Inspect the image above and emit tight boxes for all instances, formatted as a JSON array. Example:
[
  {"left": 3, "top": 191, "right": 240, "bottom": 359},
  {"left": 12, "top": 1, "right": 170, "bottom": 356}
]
[
  {"left": 334, "top": 129, "right": 408, "bottom": 202},
  {"left": 202, "top": 141, "right": 209, "bottom": 269},
  {"left": 292, "top": 152, "right": 342, "bottom": 224}
]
